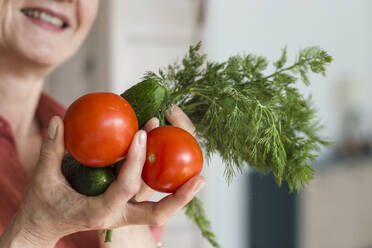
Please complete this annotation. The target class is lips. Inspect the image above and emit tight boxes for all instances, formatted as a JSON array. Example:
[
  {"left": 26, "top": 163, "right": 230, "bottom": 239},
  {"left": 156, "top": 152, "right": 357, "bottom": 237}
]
[{"left": 21, "top": 7, "right": 70, "bottom": 30}]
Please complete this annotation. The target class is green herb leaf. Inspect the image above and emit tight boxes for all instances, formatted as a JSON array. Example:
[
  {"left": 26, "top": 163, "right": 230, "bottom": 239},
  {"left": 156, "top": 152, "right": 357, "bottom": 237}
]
[
  {"left": 147, "top": 42, "right": 332, "bottom": 191},
  {"left": 185, "top": 197, "right": 221, "bottom": 248},
  {"left": 140, "top": 42, "right": 332, "bottom": 247}
]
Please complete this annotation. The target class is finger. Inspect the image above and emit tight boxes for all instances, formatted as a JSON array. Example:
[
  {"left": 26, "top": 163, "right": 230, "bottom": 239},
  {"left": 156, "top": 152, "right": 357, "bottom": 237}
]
[
  {"left": 103, "top": 130, "right": 147, "bottom": 204},
  {"left": 36, "top": 116, "right": 65, "bottom": 177},
  {"left": 143, "top": 117, "right": 159, "bottom": 133},
  {"left": 132, "top": 117, "right": 159, "bottom": 202},
  {"left": 125, "top": 176, "right": 205, "bottom": 226},
  {"left": 133, "top": 180, "right": 155, "bottom": 202},
  {"left": 165, "top": 105, "right": 195, "bottom": 135}
]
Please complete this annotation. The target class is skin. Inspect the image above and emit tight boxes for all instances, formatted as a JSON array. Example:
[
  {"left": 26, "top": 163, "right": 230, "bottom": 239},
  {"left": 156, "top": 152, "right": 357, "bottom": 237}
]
[{"left": 0, "top": 0, "right": 205, "bottom": 247}]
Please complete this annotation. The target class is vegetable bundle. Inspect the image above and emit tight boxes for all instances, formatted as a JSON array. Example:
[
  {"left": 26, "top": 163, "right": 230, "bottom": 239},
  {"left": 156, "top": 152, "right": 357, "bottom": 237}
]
[
  {"left": 125, "top": 42, "right": 333, "bottom": 191},
  {"left": 63, "top": 42, "right": 332, "bottom": 247}
]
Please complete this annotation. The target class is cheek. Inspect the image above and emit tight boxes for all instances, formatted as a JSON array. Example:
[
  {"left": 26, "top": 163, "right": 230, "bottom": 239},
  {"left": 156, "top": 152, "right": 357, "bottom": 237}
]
[
  {"left": 62, "top": 0, "right": 98, "bottom": 61},
  {"left": 0, "top": 0, "right": 13, "bottom": 46},
  {"left": 75, "top": 0, "right": 98, "bottom": 39},
  {"left": 23, "top": 40, "right": 62, "bottom": 65},
  {"left": 2, "top": 17, "right": 68, "bottom": 66}
]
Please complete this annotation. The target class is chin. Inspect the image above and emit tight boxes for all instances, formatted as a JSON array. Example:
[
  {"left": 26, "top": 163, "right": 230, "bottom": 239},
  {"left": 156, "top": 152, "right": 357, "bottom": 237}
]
[
  {"left": 14, "top": 37, "right": 74, "bottom": 70},
  {"left": 25, "top": 44, "right": 64, "bottom": 67}
]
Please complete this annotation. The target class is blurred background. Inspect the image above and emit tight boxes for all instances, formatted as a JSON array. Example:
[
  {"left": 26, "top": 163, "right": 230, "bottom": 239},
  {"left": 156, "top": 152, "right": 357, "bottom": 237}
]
[{"left": 45, "top": 0, "right": 372, "bottom": 247}]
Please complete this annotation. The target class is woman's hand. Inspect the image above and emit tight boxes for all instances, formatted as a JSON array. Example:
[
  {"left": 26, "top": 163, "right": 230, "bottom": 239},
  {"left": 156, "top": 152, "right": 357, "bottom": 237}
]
[
  {"left": 1, "top": 111, "right": 205, "bottom": 248},
  {"left": 100, "top": 106, "right": 200, "bottom": 248},
  {"left": 134, "top": 105, "right": 197, "bottom": 202}
]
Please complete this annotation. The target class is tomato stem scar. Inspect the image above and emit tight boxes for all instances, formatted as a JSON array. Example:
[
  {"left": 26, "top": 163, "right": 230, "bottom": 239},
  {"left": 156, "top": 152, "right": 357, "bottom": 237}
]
[{"left": 148, "top": 154, "right": 156, "bottom": 163}]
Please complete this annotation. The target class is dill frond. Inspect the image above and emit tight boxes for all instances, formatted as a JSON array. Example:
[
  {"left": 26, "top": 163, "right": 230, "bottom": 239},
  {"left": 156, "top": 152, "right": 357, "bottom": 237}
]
[{"left": 142, "top": 42, "right": 332, "bottom": 247}]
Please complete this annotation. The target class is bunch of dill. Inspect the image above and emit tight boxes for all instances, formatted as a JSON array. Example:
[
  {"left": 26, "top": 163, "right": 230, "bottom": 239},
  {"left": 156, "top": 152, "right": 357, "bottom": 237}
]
[{"left": 144, "top": 42, "right": 332, "bottom": 247}]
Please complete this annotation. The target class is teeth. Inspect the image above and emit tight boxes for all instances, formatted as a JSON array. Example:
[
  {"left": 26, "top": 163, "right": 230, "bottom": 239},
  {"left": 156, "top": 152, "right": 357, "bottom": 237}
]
[{"left": 22, "top": 9, "right": 66, "bottom": 28}]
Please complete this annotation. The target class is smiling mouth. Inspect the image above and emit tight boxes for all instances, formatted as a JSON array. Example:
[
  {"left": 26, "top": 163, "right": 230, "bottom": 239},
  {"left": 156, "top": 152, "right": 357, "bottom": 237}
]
[{"left": 21, "top": 8, "right": 69, "bottom": 29}]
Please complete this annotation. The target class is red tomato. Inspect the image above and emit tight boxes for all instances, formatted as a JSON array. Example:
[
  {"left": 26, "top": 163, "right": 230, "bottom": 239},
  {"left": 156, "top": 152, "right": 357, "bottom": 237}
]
[
  {"left": 64, "top": 92, "right": 138, "bottom": 167},
  {"left": 142, "top": 126, "right": 203, "bottom": 193}
]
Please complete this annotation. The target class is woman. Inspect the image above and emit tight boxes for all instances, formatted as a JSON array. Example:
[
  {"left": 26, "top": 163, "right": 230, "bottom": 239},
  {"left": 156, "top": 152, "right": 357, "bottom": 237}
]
[{"left": 0, "top": 0, "right": 205, "bottom": 247}]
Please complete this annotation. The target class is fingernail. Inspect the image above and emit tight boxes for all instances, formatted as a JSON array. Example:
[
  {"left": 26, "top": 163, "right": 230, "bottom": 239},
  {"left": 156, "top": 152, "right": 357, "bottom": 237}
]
[
  {"left": 193, "top": 180, "right": 206, "bottom": 194},
  {"left": 138, "top": 131, "right": 147, "bottom": 147},
  {"left": 171, "top": 104, "right": 177, "bottom": 112},
  {"left": 48, "top": 116, "right": 58, "bottom": 140},
  {"left": 153, "top": 118, "right": 160, "bottom": 127}
]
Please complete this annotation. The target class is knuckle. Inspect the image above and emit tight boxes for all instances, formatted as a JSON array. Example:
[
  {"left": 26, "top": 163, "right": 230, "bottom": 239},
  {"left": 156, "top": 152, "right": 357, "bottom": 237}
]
[
  {"left": 124, "top": 158, "right": 145, "bottom": 175},
  {"left": 30, "top": 177, "right": 51, "bottom": 197},
  {"left": 121, "top": 183, "right": 140, "bottom": 197},
  {"left": 174, "top": 191, "right": 193, "bottom": 205},
  {"left": 130, "top": 157, "right": 144, "bottom": 167},
  {"left": 39, "top": 143, "right": 57, "bottom": 162},
  {"left": 129, "top": 150, "right": 145, "bottom": 163},
  {"left": 111, "top": 180, "right": 140, "bottom": 200}
]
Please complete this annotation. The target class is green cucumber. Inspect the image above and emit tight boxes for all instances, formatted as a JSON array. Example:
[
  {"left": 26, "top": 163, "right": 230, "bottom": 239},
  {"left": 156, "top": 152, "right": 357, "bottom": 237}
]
[
  {"left": 62, "top": 154, "right": 116, "bottom": 196},
  {"left": 121, "top": 79, "right": 166, "bottom": 128}
]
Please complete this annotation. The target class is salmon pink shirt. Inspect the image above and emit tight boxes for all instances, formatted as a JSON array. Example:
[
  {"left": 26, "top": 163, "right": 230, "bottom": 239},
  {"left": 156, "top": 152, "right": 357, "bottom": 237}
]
[{"left": 0, "top": 93, "right": 163, "bottom": 248}]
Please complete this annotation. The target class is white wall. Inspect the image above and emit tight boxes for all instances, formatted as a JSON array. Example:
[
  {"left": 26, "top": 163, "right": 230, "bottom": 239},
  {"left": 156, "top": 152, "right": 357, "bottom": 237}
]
[
  {"left": 203, "top": 1, "right": 372, "bottom": 248},
  {"left": 108, "top": 0, "right": 201, "bottom": 93}
]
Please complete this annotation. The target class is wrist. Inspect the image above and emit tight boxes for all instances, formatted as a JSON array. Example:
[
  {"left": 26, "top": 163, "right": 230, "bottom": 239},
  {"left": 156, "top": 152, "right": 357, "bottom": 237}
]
[{"left": 0, "top": 211, "right": 59, "bottom": 248}]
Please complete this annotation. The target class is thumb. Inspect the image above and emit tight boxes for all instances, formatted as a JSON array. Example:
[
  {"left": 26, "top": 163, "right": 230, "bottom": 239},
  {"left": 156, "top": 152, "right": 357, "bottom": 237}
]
[{"left": 37, "top": 116, "right": 65, "bottom": 175}]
